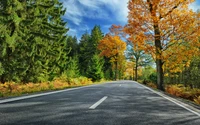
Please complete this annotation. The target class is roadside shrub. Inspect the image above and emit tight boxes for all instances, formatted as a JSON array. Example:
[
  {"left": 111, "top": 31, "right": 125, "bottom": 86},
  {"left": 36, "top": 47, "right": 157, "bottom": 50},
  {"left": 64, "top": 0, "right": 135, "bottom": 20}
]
[
  {"left": 194, "top": 96, "right": 200, "bottom": 104},
  {"left": 52, "top": 79, "right": 68, "bottom": 90},
  {"left": 166, "top": 84, "right": 184, "bottom": 97},
  {"left": 0, "top": 76, "right": 97, "bottom": 98},
  {"left": 166, "top": 84, "right": 200, "bottom": 103},
  {"left": 147, "top": 82, "right": 157, "bottom": 89},
  {"left": 148, "top": 72, "right": 157, "bottom": 84}
]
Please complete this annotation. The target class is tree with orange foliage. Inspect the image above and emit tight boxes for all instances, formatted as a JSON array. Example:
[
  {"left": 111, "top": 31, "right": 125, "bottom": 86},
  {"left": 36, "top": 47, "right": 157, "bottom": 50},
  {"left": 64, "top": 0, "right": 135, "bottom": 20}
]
[
  {"left": 125, "top": 0, "right": 200, "bottom": 91},
  {"left": 110, "top": 24, "right": 153, "bottom": 81},
  {"left": 98, "top": 34, "right": 126, "bottom": 80}
]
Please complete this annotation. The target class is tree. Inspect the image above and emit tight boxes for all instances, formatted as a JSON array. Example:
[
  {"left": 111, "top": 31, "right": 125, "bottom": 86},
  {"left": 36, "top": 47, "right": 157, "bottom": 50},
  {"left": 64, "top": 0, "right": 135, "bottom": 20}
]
[
  {"left": 126, "top": 39, "right": 153, "bottom": 81},
  {"left": 98, "top": 34, "right": 126, "bottom": 80},
  {"left": 78, "top": 32, "right": 91, "bottom": 76},
  {"left": 125, "top": 0, "right": 200, "bottom": 90},
  {"left": 66, "top": 57, "right": 80, "bottom": 78},
  {"left": 90, "top": 25, "right": 104, "bottom": 55},
  {"left": 78, "top": 26, "right": 104, "bottom": 78},
  {"left": 109, "top": 24, "right": 153, "bottom": 81},
  {"left": 86, "top": 54, "right": 104, "bottom": 81},
  {"left": 67, "top": 36, "right": 78, "bottom": 57},
  {"left": 0, "top": 0, "right": 69, "bottom": 83},
  {"left": 0, "top": 0, "right": 25, "bottom": 82}
]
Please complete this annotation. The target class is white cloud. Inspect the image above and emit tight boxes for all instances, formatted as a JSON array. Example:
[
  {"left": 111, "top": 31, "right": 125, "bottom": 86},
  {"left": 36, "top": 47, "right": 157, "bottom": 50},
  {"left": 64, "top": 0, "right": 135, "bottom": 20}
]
[
  {"left": 100, "top": 0, "right": 129, "bottom": 23},
  {"left": 68, "top": 28, "right": 77, "bottom": 36},
  {"left": 60, "top": 0, "right": 129, "bottom": 38},
  {"left": 189, "top": 1, "right": 200, "bottom": 12},
  {"left": 60, "top": 0, "right": 129, "bottom": 25},
  {"left": 61, "top": 0, "right": 82, "bottom": 25},
  {"left": 79, "top": 0, "right": 100, "bottom": 9}
]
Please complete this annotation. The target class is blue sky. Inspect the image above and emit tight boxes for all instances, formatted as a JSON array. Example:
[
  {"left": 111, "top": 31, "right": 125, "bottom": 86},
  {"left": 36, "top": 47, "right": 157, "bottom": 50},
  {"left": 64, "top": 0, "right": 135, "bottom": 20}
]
[{"left": 60, "top": 0, "right": 200, "bottom": 40}]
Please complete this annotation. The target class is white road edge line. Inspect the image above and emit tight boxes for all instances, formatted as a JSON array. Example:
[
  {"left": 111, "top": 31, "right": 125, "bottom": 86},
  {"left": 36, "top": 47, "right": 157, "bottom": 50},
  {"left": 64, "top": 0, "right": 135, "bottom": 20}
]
[
  {"left": 89, "top": 96, "right": 107, "bottom": 109},
  {"left": 136, "top": 82, "right": 200, "bottom": 117},
  {"left": 0, "top": 82, "right": 113, "bottom": 104}
]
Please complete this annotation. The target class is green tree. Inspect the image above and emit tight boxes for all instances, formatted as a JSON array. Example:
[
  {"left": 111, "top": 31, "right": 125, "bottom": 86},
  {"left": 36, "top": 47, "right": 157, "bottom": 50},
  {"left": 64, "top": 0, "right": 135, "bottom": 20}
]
[
  {"left": 0, "top": 0, "right": 69, "bottom": 83},
  {"left": 86, "top": 54, "right": 104, "bottom": 81},
  {"left": 67, "top": 36, "right": 78, "bottom": 57},
  {"left": 126, "top": 41, "right": 153, "bottom": 81},
  {"left": 78, "top": 32, "right": 91, "bottom": 76},
  {"left": 0, "top": 0, "right": 26, "bottom": 83},
  {"left": 78, "top": 26, "right": 104, "bottom": 77},
  {"left": 66, "top": 57, "right": 80, "bottom": 78},
  {"left": 89, "top": 25, "right": 104, "bottom": 55}
]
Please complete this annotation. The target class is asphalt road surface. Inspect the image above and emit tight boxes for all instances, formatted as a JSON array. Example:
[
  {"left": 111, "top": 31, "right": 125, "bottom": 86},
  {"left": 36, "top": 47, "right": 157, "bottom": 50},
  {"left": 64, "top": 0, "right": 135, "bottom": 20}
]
[{"left": 0, "top": 80, "right": 200, "bottom": 125}]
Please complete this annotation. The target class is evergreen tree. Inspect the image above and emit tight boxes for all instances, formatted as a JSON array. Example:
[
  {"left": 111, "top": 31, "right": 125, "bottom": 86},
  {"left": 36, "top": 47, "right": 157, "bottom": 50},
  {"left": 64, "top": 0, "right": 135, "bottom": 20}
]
[
  {"left": 67, "top": 36, "right": 78, "bottom": 57},
  {"left": 86, "top": 25, "right": 104, "bottom": 79},
  {"left": 0, "top": 0, "right": 25, "bottom": 82},
  {"left": 86, "top": 54, "right": 104, "bottom": 81},
  {"left": 0, "top": 0, "right": 69, "bottom": 83},
  {"left": 78, "top": 32, "right": 91, "bottom": 76},
  {"left": 66, "top": 57, "right": 80, "bottom": 78},
  {"left": 89, "top": 25, "right": 104, "bottom": 55}
]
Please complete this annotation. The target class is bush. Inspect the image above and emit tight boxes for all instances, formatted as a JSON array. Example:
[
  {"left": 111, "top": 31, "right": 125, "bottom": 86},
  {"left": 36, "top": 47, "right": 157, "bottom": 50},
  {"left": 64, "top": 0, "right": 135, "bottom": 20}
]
[
  {"left": 0, "top": 76, "right": 95, "bottom": 97},
  {"left": 194, "top": 96, "right": 200, "bottom": 104},
  {"left": 148, "top": 72, "right": 157, "bottom": 83},
  {"left": 147, "top": 82, "right": 157, "bottom": 89},
  {"left": 166, "top": 84, "right": 200, "bottom": 102}
]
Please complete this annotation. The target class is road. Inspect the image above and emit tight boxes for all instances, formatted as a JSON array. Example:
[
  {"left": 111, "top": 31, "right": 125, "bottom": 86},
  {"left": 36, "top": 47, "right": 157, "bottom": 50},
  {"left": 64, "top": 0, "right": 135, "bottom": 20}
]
[{"left": 0, "top": 80, "right": 200, "bottom": 125}]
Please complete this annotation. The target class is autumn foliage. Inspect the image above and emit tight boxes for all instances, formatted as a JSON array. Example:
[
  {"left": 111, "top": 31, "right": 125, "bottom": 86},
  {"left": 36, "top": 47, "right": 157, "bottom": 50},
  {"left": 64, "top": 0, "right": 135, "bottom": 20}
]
[
  {"left": 125, "top": 0, "right": 200, "bottom": 90},
  {"left": 98, "top": 34, "right": 126, "bottom": 79},
  {"left": 98, "top": 34, "right": 126, "bottom": 58},
  {"left": 0, "top": 77, "right": 93, "bottom": 97},
  {"left": 166, "top": 84, "right": 200, "bottom": 104}
]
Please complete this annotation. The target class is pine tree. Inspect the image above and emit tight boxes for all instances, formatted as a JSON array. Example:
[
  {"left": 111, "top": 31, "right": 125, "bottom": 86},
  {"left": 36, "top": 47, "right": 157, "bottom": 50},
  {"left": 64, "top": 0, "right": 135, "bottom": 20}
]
[
  {"left": 90, "top": 25, "right": 104, "bottom": 55},
  {"left": 67, "top": 36, "right": 78, "bottom": 57},
  {"left": 78, "top": 32, "right": 91, "bottom": 76},
  {"left": 86, "top": 25, "right": 104, "bottom": 79},
  {"left": 0, "top": 0, "right": 25, "bottom": 82},
  {"left": 66, "top": 57, "right": 80, "bottom": 78},
  {"left": 86, "top": 54, "right": 104, "bottom": 81},
  {"left": 0, "top": 0, "right": 69, "bottom": 83}
]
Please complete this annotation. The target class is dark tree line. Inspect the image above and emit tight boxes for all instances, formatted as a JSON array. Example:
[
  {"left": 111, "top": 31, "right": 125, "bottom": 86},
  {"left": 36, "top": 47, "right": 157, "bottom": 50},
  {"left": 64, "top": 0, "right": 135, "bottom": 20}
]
[
  {"left": 0, "top": 0, "right": 115, "bottom": 83},
  {"left": 0, "top": 0, "right": 70, "bottom": 83}
]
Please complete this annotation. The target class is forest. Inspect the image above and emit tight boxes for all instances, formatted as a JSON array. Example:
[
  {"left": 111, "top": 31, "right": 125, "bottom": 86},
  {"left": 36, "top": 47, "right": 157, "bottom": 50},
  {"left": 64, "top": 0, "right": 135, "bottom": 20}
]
[{"left": 0, "top": 0, "right": 200, "bottom": 104}]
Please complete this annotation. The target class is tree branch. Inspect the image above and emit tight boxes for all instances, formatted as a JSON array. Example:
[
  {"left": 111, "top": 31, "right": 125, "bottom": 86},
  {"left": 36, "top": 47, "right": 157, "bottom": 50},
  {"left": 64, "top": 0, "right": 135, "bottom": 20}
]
[{"left": 159, "top": 0, "right": 186, "bottom": 19}]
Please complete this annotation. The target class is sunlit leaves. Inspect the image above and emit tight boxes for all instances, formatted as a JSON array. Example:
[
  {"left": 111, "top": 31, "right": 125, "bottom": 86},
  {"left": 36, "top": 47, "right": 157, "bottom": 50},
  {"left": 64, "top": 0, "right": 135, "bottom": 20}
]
[
  {"left": 98, "top": 34, "right": 126, "bottom": 79},
  {"left": 126, "top": 0, "right": 200, "bottom": 86},
  {"left": 98, "top": 34, "right": 126, "bottom": 60}
]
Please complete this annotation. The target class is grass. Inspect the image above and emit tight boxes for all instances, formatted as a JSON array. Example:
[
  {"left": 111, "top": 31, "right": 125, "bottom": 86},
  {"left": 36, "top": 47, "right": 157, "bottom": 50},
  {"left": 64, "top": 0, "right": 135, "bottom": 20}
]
[
  {"left": 0, "top": 76, "right": 97, "bottom": 98},
  {"left": 138, "top": 80, "right": 200, "bottom": 105},
  {"left": 165, "top": 84, "right": 200, "bottom": 104}
]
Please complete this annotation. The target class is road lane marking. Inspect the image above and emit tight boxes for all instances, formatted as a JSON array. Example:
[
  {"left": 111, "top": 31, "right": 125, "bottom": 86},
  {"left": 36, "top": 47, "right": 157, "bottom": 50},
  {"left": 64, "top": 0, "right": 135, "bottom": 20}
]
[
  {"left": 89, "top": 96, "right": 107, "bottom": 109},
  {"left": 136, "top": 82, "right": 200, "bottom": 117}
]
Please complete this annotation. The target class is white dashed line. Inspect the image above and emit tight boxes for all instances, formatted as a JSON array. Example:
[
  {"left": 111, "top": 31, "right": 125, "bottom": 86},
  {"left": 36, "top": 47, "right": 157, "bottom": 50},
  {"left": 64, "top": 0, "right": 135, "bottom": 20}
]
[{"left": 89, "top": 96, "right": 107, "bottom": 109}]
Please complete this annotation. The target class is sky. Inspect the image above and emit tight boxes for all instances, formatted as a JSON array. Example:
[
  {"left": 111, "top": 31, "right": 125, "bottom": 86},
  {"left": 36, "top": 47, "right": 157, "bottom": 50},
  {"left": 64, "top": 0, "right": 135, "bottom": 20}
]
[{"left": 60, "top": 0, "right": 200, "bottom": 40}]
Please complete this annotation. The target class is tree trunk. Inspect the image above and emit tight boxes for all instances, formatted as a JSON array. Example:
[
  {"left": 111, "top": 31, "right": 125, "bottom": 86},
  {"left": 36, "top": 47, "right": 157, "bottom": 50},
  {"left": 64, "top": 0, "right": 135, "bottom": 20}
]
[
  {"left": 115, "top": 61, "right": 118, "bottom": 80},
  {"left": 156, "top": 58, "right": 164, "bottom": 91},
  {"left": 154, "top": 24, "right": 165, "bottom": 91},
  {"left": 147, "top": 1, "right": 165, "bottom": 91},
  {"left": 134, "top": 58, "right": 138, "bottom": 81}
]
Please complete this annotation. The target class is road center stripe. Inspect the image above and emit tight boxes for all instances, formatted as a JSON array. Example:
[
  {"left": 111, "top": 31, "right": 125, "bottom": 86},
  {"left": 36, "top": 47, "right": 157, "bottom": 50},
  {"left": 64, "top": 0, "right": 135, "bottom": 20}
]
[{"left": 89, "top": 96, "right": 107, "bottom": 109}]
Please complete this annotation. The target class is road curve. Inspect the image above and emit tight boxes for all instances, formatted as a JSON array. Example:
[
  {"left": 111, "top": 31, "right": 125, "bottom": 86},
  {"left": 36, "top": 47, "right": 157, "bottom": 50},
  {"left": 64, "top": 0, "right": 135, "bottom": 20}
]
[{"left": 0, "top": 80, "right": 200, "bottom": 125}]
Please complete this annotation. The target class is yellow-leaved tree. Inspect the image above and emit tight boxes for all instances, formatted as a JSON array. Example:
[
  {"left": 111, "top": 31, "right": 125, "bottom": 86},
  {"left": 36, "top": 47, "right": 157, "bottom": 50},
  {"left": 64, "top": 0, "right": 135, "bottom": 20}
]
[
  {"left": 98, "top": 34, "right": 126, "bottom": 80},
  {"left": 125, "top": 0, "right": 200, "bottom": 90}
]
